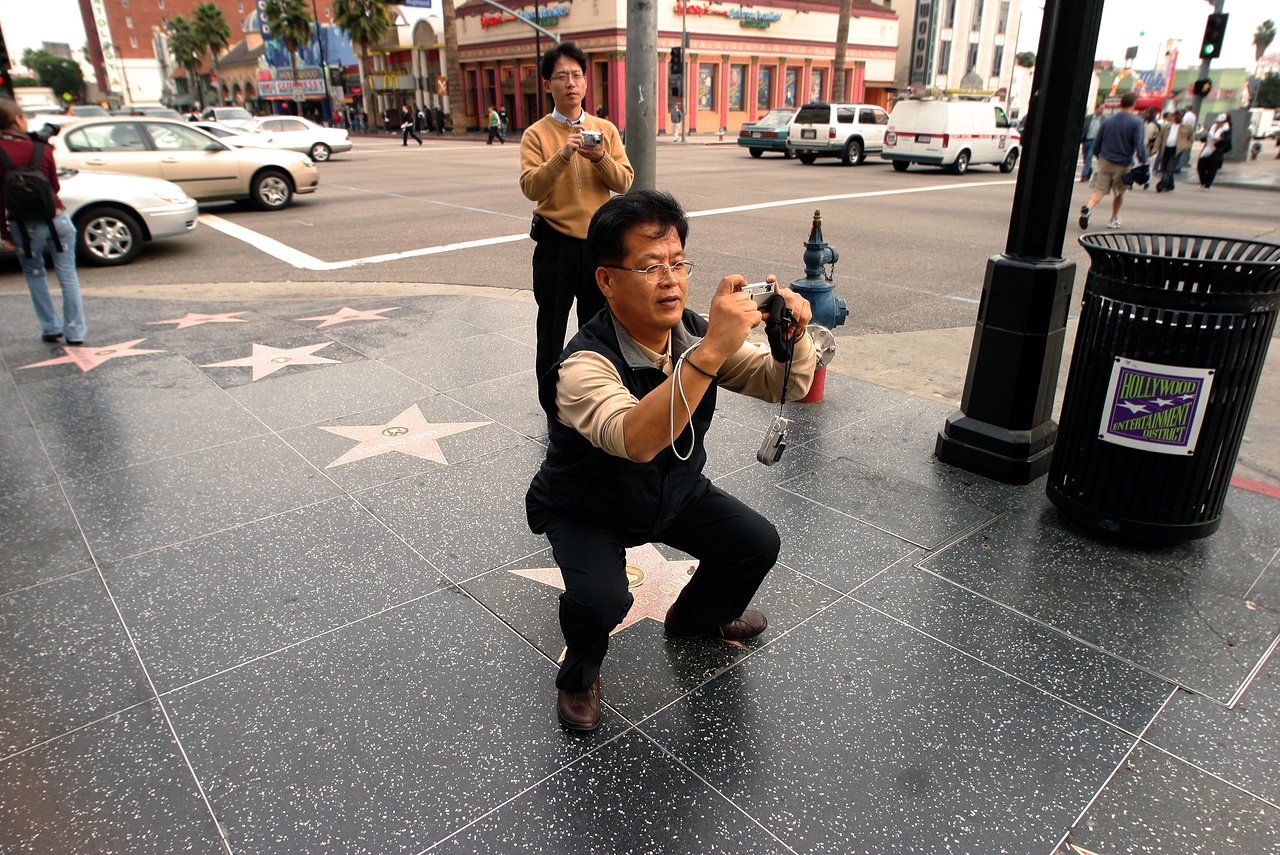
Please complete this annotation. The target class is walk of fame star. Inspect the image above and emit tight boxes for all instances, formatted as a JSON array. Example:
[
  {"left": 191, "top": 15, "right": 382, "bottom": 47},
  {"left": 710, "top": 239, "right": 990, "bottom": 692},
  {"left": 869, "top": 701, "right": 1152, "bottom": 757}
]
[
  {"left": 320, "top": 404, "right": 490, "bottom": 468},
  {"left": 200, "top": 342, "right": 340, "bottom": 381},
  {"left": 146, "top": 311, "right": 249, "bottom": 329},
  {"left": 295, "top": 306, "right": 401, "bottom": 328},
  {"left": 510, "top": 544, "right": 697, "bottom": 635},
  {"left": 17, "top": 339, "right": 166, "bottom": 373}
]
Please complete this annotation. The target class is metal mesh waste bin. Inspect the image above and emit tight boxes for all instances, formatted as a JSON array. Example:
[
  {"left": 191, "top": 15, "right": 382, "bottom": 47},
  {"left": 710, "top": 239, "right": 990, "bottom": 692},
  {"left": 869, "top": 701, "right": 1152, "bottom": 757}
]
[{"left": 1046, "top": 233, "right": 1280, "bottom": 542}]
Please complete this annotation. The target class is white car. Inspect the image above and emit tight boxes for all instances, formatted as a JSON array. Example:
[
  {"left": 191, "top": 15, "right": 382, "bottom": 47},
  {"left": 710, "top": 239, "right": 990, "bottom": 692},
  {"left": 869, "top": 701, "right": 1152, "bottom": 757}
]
[
  {"left": 192, "top": 121, "right": 276, "bottom": 149},
  {"left": 787, "top": 102, "right": 890, "bottom": 165},
  {"left": 201, "top": 106, "right": 256, "bottom": 128},
  {"left": 2, "top": 169, "right": 199, "bottom": 266},
  {"left": 48, "top": 117, "right": 320, "bottom": 211},
  {"left": 238, "top": 116, "right": 352, "bottom": 162}
]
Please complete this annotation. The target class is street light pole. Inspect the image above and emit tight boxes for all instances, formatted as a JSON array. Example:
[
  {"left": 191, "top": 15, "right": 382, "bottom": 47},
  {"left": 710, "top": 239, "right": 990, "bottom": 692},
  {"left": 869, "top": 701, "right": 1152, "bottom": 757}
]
[
  {"left": 681, "top": 1, "right": 687, "bottom": 144},
  {"left": 310, "top": 0, "right": 332, "bottom": 123}
]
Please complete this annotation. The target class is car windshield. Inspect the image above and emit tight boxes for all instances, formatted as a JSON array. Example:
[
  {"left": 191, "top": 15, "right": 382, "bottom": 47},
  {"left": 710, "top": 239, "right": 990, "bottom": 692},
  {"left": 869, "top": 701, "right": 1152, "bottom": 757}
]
[
  {"left": 215, "top": 108, "right": 253, "bottom": 121},
  {"left": 758, "top": 110, "right": 795, "bottom": 126}
]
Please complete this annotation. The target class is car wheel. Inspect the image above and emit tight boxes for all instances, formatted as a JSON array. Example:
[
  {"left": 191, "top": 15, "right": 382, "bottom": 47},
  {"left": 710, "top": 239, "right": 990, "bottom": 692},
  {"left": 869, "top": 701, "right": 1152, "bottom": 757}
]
[
  {"left": 750, "top": 148, "right": 763, "bottom": 158},
  {"left": 950, "top": 150, "right": 971, "bottom": 175},
  {"left": 798, "top": 153, "right": 817, "bottom": 165},
  {"left": 251, "top": 169, "right": 294, "bottom": 210},
  {"left": 310, "top": 142, "right": 332, "bottom": 162},
  {"left": 75, "top": 206, "right": 143, "bottom": 266},
  {"left": 783, "top": 148, "right": 794, "bottom": 159},
  {"left": 842, "top": 139, "right": 863, "bottom": 166},
  {"left": 892, "top": 160, "right": 910, "bottom": 172},
  {"left": 1000, "top": 149, "right": 1019, "bottom": 173}
]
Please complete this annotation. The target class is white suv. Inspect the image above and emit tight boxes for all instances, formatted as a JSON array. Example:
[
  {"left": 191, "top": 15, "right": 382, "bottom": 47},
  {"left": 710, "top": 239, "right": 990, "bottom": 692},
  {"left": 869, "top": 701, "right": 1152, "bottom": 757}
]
[{"left": 787, "top": 102, "right": 890, "bottom": 165}]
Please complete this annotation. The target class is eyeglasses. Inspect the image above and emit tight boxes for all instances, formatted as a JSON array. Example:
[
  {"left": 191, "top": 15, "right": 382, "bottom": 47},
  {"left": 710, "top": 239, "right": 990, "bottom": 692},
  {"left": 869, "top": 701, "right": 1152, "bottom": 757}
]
[
  {"left": 604, "top": 261, "right": 695, "bottom": 283},
  {"left": 549, "top": 71, "right": 586, "bottom": 84}
]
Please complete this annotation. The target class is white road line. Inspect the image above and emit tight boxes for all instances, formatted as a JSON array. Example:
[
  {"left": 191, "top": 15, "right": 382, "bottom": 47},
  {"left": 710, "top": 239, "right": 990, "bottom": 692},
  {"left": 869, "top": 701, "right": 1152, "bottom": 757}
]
[{"left": 200, "top": 181, "right": 1017, "bottom": 271}]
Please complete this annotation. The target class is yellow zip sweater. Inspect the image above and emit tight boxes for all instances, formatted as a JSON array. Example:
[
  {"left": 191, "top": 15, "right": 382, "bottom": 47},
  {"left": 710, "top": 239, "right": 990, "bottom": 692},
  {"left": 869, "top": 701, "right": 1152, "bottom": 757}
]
[{"left": 519, "top": 113, "right": 634, "bottom": 240}]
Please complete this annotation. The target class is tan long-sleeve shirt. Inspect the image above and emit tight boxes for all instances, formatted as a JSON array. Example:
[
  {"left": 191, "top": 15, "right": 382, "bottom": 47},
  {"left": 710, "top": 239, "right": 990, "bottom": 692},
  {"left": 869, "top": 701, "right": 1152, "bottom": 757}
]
[{"left": 519, "top": 113, "right": 633, "bottom": 239}]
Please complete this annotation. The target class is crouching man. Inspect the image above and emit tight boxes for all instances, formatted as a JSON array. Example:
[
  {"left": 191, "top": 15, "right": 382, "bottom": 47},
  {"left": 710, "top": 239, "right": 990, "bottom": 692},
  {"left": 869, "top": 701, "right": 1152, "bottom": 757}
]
[{"left": 525, "top": 189, "right": 818, "bottom": 731}]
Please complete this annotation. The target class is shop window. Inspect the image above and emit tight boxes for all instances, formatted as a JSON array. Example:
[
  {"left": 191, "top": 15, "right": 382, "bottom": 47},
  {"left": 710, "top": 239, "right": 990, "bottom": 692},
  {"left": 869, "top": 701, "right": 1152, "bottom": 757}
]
[
  {"left": 809, "top": 68, "right": 824, "bottom": 103},
  {"left": 757, "top": 66, "right": 772, "bottom": 110},
  {"left": 697, "top": 63, "right": 715, "bottom": 111},
  {"left": 784, "top": 67, "right": 798, "bottom": 108},
  {"left": 728, "top": 64, "right": 746, "bottom": 111}
]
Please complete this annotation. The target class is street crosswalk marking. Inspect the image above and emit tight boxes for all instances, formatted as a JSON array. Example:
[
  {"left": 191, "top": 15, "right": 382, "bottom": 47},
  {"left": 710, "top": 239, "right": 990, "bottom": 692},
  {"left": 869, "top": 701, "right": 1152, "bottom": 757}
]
[{"left": 199, "top": 181, "right": 1017, "bottom": 271}]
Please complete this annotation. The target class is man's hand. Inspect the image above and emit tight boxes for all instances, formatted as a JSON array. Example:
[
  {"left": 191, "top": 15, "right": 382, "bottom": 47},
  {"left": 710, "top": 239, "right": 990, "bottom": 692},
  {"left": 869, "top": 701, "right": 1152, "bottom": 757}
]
[
  {"left": 770, "top": 283, "right": 813, "bottom": 341},
  {"left": 559, "top": 129, "right": 583, "bottom": 162},
  {"left": 699, "top": 275, "right": 763, "bottom": 372},
  {"left": 1, "top": 238, "right": 15, "bottom": 253}
]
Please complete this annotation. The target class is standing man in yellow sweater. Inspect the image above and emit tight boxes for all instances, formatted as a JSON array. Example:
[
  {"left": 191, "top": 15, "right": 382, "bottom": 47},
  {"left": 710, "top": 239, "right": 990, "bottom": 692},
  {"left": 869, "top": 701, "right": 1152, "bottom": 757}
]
[{"left": 520, "top": 42, "right": 634, "bottom": 380}]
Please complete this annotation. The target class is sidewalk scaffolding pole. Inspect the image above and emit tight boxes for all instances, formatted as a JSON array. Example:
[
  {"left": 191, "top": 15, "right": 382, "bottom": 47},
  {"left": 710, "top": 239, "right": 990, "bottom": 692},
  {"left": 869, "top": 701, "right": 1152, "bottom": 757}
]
[
  {"left": 1047, "top": 234, "right": 1280, "bottom": 542},
  {"left": 935, "top": 0, "right": 1107, "bottom": 484}
]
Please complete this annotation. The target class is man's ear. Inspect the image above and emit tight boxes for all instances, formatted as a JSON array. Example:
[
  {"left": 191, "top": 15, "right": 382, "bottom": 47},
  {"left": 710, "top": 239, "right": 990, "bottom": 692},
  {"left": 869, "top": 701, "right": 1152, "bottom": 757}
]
[{"left": 596, "top": 266, "right": 614, "bottom": 300}]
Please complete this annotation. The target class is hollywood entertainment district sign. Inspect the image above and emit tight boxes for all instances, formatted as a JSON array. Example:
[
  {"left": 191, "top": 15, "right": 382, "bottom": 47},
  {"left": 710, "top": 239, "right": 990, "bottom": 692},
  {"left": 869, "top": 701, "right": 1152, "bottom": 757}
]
[{"left": 1098, "top": 357, "right": 1214, "bottom": 456}]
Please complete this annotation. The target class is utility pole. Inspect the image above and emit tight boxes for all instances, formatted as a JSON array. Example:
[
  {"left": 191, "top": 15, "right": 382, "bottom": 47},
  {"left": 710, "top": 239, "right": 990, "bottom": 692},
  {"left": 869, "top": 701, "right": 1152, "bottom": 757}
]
[
  {"left": 681, "top": 1, "right": 687, "bottom": 143},
  {"left": 625, "top": 0, "right": 657, "bottom": 188},
  {"left": 311, "top": 0, "right": 332, "bottom": 123}
]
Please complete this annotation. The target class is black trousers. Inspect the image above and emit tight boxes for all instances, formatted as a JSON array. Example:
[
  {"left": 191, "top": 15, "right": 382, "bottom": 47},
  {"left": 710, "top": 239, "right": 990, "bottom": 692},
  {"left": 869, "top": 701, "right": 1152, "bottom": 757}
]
[
  {"left": 1197, "top": 153, "right": 1224, "bottom": 188},
  {"left": 540, "top": 481, "right": 780, "bottom": 691},
  {"left": 531, "top": 222, "right": 606, "bottom": 380},
  {"left": 402, "top": 126, "right": 422, "bottom": 145},
  {"left": 1159, "top": 145, "right": 1179, "bottom": 189}
]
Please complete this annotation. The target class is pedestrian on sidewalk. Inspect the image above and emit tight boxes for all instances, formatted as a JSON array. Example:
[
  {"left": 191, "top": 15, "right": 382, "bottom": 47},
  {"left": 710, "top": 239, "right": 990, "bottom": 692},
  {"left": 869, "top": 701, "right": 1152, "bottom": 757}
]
[
  {"left": 526, "top": 189, "right": 817, "bottom": 732},
  {"left": 487, "top": 105, "right": 504, "bottom": 144},
  {"left": 0, "top": 99, "right": 87, "bottom": 346},
  {"left": 1156, "top": 109, "right": 1192, "bottom": 192},
  {"left": 434, "top": 107, "right": 446, "bottom": 136},
  {"left": 1197, "top": 114, "right": 1233, "bottom": 190},
  {"left": 670, "top": 102, "right": 683, "bottom": 143},
  {"left": 519, "top": 41, "right": 634, "bottom": 380},
  {"left": 401, "top": 105, "right": 423, "bottom": 146},
  {"left": 1080, "top": 103, "right": 1103, "bottom": 181},
  {"left": 1079, "top": 90, "right": 1148, "bottom": 231}
]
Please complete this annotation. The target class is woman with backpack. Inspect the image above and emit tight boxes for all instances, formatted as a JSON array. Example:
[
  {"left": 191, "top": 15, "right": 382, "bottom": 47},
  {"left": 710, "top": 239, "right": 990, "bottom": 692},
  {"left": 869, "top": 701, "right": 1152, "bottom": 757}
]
[{"left": 0, "top": 98, "right": 86, "bottom": 346}]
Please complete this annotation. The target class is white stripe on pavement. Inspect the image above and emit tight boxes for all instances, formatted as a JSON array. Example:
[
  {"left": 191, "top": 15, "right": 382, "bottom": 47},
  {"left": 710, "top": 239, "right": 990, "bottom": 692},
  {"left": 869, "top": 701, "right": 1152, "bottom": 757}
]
[{"left": 199, "top": 181, "right": 1017, "bottom": 271}]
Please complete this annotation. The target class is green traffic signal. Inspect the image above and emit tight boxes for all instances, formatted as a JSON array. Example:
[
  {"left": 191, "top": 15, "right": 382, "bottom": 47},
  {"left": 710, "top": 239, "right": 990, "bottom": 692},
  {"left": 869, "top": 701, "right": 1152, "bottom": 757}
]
[{"left": 1199, "top": 13, "right": 1228, "bottom": 61}]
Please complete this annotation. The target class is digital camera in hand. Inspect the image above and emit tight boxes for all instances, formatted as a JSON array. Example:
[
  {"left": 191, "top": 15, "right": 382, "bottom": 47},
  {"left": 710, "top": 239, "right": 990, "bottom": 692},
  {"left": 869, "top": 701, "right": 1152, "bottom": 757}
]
[
  {"left": 580, "top": 130, "right": 603, "bottom": 147},
  {"left": 757, "top": 416, "right": 791, "bottom": 466},
  {"left": 740, "top": 281, "right": 775, "bottom": 308}
]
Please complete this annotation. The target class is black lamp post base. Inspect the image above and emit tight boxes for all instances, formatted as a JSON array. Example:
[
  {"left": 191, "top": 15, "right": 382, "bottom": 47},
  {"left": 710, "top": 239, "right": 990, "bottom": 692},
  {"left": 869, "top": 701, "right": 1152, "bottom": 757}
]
[{"left": 936, "top": 412, "right": 1057, "bottom": 485}]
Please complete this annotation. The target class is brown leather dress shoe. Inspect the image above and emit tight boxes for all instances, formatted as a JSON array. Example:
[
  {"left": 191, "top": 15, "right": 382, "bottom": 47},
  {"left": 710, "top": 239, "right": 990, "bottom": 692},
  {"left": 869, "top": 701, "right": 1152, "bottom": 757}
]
[
  {"left": 664, "top": 607, "right": 768, "bottom": 640},
  {"left": 557, "top": 676, "right": 601, "bottom": 731}
]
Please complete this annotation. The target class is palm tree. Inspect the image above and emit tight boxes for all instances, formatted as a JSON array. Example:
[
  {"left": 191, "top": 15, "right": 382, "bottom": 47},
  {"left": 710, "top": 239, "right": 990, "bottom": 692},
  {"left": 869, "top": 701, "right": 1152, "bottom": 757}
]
[
  {"left": 262, "top": 0, "right": 314, "bottom": 112},
  {"left": 1255, "top": 20, "right": 1277, "bottom": 63},
  {"left": 194, "top": 3, "right": 232, "bottom": 107},
  {"left": 832, "top": 0, "right": 853, "bottom": 102},
  {"left": 167, "top": 16, "right": 206, "bottom": 109},
  {"left": 442, "top": 0, "right": 466, "bottom": 136},
  {"left": 332, "top": 0, "right": 392, "bottom": 129}
]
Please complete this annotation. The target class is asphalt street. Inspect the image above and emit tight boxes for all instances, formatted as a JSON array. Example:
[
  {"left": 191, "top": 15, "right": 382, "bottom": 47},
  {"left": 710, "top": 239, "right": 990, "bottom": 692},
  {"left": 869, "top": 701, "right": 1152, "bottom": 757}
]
[{"left": 3, "top": 134, "right": 1278, "bottom": 484}]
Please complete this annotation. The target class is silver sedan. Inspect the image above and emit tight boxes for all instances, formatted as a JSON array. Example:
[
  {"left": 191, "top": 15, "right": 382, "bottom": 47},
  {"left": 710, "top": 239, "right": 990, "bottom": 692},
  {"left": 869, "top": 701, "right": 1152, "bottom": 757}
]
[{"left": 59, "top": 168, "right": 199, "bottom": 266}]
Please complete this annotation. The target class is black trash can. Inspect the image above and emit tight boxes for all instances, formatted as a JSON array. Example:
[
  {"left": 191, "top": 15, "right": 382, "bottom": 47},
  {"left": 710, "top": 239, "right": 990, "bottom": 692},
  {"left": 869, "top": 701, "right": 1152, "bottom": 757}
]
[{"left": 1046, "top": 233, "right": 1280, "bottom": 542}]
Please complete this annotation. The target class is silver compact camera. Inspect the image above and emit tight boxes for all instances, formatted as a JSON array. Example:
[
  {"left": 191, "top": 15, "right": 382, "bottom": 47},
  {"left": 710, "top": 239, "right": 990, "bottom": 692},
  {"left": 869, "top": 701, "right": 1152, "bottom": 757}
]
[
  {"left": 740, "top": 281, "right": 775, "bottom": 308},
  {"left": 757, "top": 416, "right": 791, "bottom": 466},
  {"left": 580, "top": 129, "right": 603, "bottom": 147}
]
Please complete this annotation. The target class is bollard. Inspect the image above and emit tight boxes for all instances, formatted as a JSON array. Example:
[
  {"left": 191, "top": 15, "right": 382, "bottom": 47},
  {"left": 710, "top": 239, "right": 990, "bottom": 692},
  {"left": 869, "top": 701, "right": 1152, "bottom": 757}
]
[{"left": 789, "top": 211, "right": 846, "bottom": 402}]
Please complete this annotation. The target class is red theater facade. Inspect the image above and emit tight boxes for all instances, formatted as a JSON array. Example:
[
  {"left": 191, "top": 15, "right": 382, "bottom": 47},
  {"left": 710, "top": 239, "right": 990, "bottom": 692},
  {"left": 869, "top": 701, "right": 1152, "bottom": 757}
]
[{"left": 453, "top": 0, "right": 899, "bottom": 134}]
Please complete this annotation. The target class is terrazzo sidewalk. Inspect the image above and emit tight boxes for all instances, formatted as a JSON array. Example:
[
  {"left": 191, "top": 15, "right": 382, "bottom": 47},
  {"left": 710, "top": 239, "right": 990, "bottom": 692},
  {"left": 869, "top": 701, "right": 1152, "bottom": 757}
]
[{"left": 0, "top": 288, "right": 1277, "bottom": 854}]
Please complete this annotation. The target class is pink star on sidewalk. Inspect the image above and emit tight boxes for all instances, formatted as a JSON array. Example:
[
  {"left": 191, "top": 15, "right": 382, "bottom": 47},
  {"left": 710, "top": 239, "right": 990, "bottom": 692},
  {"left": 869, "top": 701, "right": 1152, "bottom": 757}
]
[
  {"left": 18, "top": 339, "right": 166, "bottom": 373},
  {"left": 320, "top": 404, "right": 490, "bottom": 468},
  {"left": 146, "top": 311, "right": 250, "bottom": 329},
  {"left": 295, "top": 306, "right": 401, "bottom": 328},
  {"left": 511, "top": 543, "right": 697, "bottom": 635},
  {"left": 201, "top": 342, "right": 340, "bottom": 381}
]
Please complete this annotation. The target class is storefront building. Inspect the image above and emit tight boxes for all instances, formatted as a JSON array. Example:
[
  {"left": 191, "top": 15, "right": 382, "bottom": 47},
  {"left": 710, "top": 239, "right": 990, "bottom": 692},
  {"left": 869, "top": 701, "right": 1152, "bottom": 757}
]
[{"left": 452, "top": 0, "right": 899, "bottom": 134}]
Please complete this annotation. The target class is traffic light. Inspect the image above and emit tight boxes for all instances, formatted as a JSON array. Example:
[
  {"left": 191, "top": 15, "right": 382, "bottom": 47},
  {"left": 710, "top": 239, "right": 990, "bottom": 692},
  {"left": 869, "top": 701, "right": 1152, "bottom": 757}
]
[
  {"left": 1191, "top": 78, "right": 1213, "bottom": 98},
  {"left": 669, "top": 46, "right": 683, "bottom": 76},
  {"left": 1199, "top": 13, "right": 1228, "bottom": 60}
]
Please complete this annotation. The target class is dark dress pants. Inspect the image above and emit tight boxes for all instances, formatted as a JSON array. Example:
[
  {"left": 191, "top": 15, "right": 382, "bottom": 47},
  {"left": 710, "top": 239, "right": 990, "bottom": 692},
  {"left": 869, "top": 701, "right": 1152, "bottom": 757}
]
[
  {"left": 1160, "top": 145, "right": 1179, "bottom": 189},
  {"left": 542, "top": 481, "right": 780, "bottom": 691},
  {"left": 1197, "top": 153, "right": 1224, "bottom": 188},
  {"left": 531, "top": 223, "right": 607, "bottom": 380}
]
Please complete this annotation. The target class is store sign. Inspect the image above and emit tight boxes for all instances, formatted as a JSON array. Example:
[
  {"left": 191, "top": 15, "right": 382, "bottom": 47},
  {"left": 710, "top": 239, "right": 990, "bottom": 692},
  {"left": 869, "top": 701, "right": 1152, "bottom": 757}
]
[
  {"left": 729, "top": 9, "right": 781, "bottom": 28},
  {"left": 481, "top": 4, "right": 569, "bottom": 28},
  {"left": 1098, "top": 358, "right": 1214, "bottom": 455},
  {"left": 674, "top": 3, "right": 729, "bottom": 17},
  {"left": 257, "top": 66, "right": 327, "bottom": 97}
]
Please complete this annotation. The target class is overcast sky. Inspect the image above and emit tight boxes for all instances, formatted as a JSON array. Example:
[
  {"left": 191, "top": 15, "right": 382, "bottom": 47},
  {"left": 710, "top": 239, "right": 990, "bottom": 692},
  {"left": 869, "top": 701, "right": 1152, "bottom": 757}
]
[{"left": 3, "top": 0, "right": 1276, "bottom": 72}]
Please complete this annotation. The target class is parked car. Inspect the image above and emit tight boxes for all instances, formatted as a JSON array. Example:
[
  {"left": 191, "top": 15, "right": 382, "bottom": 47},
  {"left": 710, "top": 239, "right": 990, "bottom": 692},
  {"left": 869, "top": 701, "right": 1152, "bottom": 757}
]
[
  {"left": 130, "top": 106, "right": 186, "bottom": 120},
  {"left": 882, "top": 99, "right": 1020, "bottom": 174},
  {"left": 47, "top": 117, "right": 319, "bottom": 210},
  {"left": 787, "top": 102, "right": 890, "bottom": 165},
  {"left": 192, "top": 121, "right": 276, "bottom": 149},
  {"left": 66, "top": 104, "right": 110, "bottom": 117},
  {"left": 737, "top": 108, "right": 797, "bottom": 158},
  {"left": 0, "top": 168, "right": 198, "bottom": 266},
  {"left": 237, "top": 116, "right": 352, "bottom": 162},
  {"left": 201, "top": 106, "right": 256, "bottom": 128}
]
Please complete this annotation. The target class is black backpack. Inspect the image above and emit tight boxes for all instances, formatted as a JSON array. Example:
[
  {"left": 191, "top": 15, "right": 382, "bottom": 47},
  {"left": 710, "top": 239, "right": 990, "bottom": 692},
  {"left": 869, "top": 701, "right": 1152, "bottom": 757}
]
[{"left": 0, "top": 140, "right": 62, "bottom": 258}]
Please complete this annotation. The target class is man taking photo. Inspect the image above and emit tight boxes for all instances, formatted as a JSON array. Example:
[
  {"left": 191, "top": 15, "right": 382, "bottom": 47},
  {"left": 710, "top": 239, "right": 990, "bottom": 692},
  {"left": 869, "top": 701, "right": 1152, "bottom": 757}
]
[{"left": 525, "top": 189, "right": 818, "bottom": 731}]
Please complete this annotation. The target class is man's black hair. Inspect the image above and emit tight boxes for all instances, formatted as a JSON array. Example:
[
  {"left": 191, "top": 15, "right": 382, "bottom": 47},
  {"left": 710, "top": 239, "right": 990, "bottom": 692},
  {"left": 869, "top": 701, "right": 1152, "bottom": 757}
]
[
  {"left": 587, "top": 189, "right": 689, "bottom": 268},
  {"left": 540, "top": 42, "right": 588, "bottom": 80}
]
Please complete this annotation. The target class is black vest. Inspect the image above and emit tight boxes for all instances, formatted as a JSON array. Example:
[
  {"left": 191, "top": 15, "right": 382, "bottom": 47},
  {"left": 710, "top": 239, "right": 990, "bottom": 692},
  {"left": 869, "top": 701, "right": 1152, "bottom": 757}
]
[{"left": 526, "top": 308, "right": 717, "bottom": 538}]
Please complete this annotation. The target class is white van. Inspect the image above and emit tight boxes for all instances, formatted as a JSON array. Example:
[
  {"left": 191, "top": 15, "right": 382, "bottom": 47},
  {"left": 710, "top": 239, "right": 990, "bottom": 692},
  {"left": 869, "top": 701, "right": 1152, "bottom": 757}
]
[{"left": 881, "top": 100, "right": 1020, "bottom": 174}]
